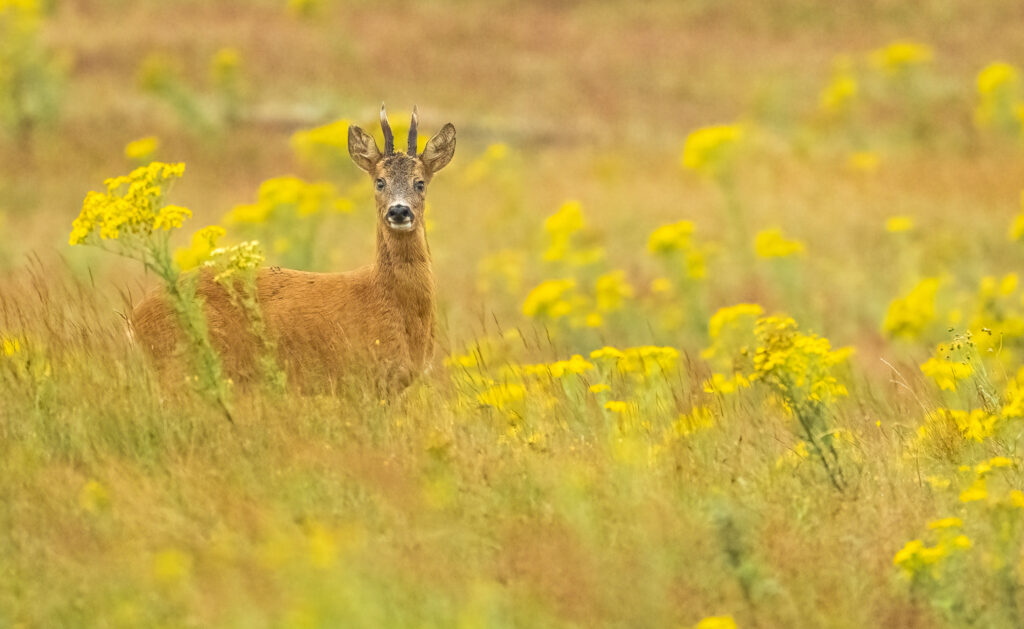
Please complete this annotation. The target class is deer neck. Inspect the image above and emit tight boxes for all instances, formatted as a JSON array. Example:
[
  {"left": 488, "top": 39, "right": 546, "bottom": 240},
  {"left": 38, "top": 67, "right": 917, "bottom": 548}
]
[{"left": 373, "top": 225, "right": 434, "bottom": 308}]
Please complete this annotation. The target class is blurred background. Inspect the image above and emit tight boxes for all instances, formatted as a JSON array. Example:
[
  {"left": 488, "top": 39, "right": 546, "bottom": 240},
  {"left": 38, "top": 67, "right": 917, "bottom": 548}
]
[
  {"left": 3, "top": 0, "right": 1024, "bottom": 352},
  {"left": 6, "top": 0, "right": 1024, "bottom": 352}
]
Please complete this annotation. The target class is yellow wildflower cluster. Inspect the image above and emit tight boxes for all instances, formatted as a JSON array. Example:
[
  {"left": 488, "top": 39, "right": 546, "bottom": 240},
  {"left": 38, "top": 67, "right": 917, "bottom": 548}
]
[
  {"left": 542, "top": 200, "right": 602, "bottom": 266},
  {"left": 885, "top": 216, "right": 913, "bottom": 233},
  {"left": 753, "top": 227, "right": 805, "bottom": 259},
  {"left": 290, "top": 118, "right": 351, "bottom": 168},
  {"left": 647, "top": 220, "right": 707, "bottom": 281},
  {"left": 869, "top": 40, "right": 933, "bottom": 76},
  {"left": 750, "top": 316, "right": 852, "bottom": 406},
  {"left": 210, "top": 47, "right": 241, "bottom": 86},
  {"left": 206, "top": 240, "right": 265, "bottom": 283},
  {"left": 681, "top": 124, "right": 744, "bottom": 178},
  {"left": 175, "top": 225, "right": 227, "bottom": 271},
  {"left": 893, "top": 526, "right": 971, "bottom": 582},
  {"left": 881, "top": 277, "right": 942, "bottom": 340},
  {"left": 124, "top": 136, "right": 160, "bottom": 162},
  {"left": 69, "top": 162, "right": 189, "bottom": 246},
  {"left": 819, "top": 63, "right": 858, "bottom": 116},
  {"left": 974, "top": 61, "right": 1023, "bottom": 133},
  {"left": 590, "top": 345, "right": 679, "bottom": 380},
  {"left": 226, "top": 176, "right": 351, "bottom": 225},
  {"left": 693, "top": 615, "right": 738, "bottom": 629}
]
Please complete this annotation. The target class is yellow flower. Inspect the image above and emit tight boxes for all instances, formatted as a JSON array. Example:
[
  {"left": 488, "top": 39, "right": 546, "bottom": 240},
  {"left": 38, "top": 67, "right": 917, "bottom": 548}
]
[
  {"left": 291, "top": 118, "right": 351, "bottom": 165},
  {"left": 70, "top": 162, "right": 188, "bottom": 245},
  {"left": 206, "top": 240, "right": 265, "bottom": 283},
  {"left": 648, "top": 220, "right": 695, "bottom": 254},
  {"left": 544, "top": 200, "right": 585, "bottom": 262},
  {"left": 975, "top": 62, "right": 1022, "bottom": 130},
  {"left": 2, "top": 336, "right": 21, "bottom": 356},
  {"left": 847, "top": 151, "right": 880, "bottom": 174},
  {"left": 152, "top": 549, "right": 191, "bottom": 585},
  {"left": 477, "top": 383, "right": 526, "bottom": 411},
  {"left": 870, "top": 40, "right": 933, "bottom": 75},
  {"left": 124, "top": 136, "right": 159, "bottom": 161},
  {"left": 977, "top": 62, "right": 1019, "bottom": 97},
  {"left": 885, "top": 216, "right": 913, "bottom": 233},
  {"left": 820, "top": 74, "right": 858, "bottom": 114},
  {"left": 548, "top": 354, "right": 594, "bottom": 378},
  {"left": 927, "top": 517, "right": 963, "bottom": 530},
  {"left": 174, "top": 225, "right": 226, "bottom": 271},
  {"left": 703, "top": 372, "right": 751, "bottom": 395},
  {"left": 1009, "top": 192, "right": 1024, "bottom": 241},
  {"left": 522, "top": 279, "right": 576, "bottom": 320},
  {"left": 589, "top": 383, "right": 610, "bottom": 393},
  {"left": 919, "top": 356, "right": 973, "bottom": 392},
  {"left": 651, "top": 277, "right": 672, "bottom": 294},
  {"left": 882, "top": 277, "right": 941, "bottom": 340},
  {"left": 211, "top": 47, "right": 241, "bottom": 85},
  {"left": 959, "top": 478, "right": 987, "bottom": 503},
  {"left": 754, "top": 228, "right": 805, "bottom": 259},
  {"left": 671, "top": 405, "right": 715, "bottom": 437},
  {"left": 681, "top": 124, "right": 744, "bottom": 177},
  {"left": 153, "top": 204, "right": 192, "bottom": 231},
  {"left": 694, "top": 616, "right": 738, "bottom": 629},
  {"left": 604, "top": 400, "right": 630, "bottom": 414},
  {"left": 595, "top": 270, "right": 634, "bottom": 312}
]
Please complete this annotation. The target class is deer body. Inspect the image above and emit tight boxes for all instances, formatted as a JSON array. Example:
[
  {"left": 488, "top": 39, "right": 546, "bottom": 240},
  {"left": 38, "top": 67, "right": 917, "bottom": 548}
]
[{"left": 131, "top": 106, "right": 455, "bottom": 391}]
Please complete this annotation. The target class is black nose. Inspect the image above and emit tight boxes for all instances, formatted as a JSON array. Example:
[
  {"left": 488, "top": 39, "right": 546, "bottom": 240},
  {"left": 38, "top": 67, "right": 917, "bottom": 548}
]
[{"left": 386, "top": 205, "right": 413, "bottom": 223}]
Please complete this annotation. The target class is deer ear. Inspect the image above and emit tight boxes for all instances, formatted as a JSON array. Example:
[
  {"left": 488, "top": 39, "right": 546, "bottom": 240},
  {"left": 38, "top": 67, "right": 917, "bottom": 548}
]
[
  {"left": 420, "top": 123, "right": 456, "bottom": 175},
  {"left": 348, "top": 125, "right": 382, "bottom": 173}
]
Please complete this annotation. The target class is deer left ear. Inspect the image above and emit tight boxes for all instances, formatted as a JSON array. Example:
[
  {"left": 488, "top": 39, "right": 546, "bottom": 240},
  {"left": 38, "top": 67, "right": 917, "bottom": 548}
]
[
  {"left": 348, "top": 125, "right": 382, "bottom": 173},
  {"left": 420, "top": 123, "right": 456, "bottom": 175}
]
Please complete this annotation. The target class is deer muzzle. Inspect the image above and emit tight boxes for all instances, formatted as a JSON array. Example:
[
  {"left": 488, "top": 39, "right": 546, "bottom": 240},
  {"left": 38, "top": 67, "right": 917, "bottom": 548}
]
[{"left": 386, "top": 204, "right": 415, "bottom": 231}]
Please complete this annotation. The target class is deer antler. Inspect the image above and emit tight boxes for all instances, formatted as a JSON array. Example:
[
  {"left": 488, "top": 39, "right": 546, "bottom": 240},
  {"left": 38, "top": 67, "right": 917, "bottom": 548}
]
[
  {"left": 380, "top": 103, "right": 394, "bottom": 154},
  {"left": 408, "top": 106, "right": 418, "bottom": 156}
]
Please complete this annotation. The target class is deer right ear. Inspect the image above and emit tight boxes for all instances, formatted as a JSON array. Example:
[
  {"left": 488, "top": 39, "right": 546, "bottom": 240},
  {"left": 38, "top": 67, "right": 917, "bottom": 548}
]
[
  {"left": 348, "top": 125, "right": 382, "bottom": 173},
  {"left": 420, "top": 123, "right": 456, "bottom": 175}
]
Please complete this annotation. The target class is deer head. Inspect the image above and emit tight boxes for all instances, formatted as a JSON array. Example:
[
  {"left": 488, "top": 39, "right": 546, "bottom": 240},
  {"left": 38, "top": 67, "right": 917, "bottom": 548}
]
[{"left": 347, "top": 105, "right": 456, "bottom": 238}]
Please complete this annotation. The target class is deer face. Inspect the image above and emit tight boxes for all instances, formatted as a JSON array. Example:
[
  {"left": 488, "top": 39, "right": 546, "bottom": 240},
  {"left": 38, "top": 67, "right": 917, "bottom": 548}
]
[{"left": 348, "top": 106, "right": 456, "bottom": 235}]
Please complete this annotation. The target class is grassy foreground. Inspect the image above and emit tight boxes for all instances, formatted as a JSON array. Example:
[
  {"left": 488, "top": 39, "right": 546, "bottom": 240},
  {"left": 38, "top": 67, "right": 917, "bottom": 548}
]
[{"left": 4, "top": 1, "right": 1024, "bottom": 628}]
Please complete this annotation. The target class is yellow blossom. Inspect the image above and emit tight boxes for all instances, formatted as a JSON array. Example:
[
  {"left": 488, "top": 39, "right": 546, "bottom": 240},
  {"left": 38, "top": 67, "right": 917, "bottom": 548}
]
[
  {"left": 882, "top": 277, "right": 942, "bottom": 340},
  {"left": 152, "top": 549, "right": 191, "bottom": 585},
  {"left": 694, "top": 616, "right": 738, "bottom": 629},
  {"left": 174, "top": 225, "right": 226, "bottom": 271},
  {"left": 754, "top": 227, "right": 805, "bottom": 259},
  {"left": 820, "top": 74, "right": 857, "bottom": 114},
  {"left": 681, "top": 124, "right": 744, "bottom": 177},
  {"left": 522, "top": 278, "right": 576, "bottom": 320},
  {"left": 885, "top": 216, "right": 913, "bottom": 233},
  {"left": 927, "top": 517, "right": 963, "bottom": 530},
  {"left": 847, "top": 151, "right": 880, "bottom": 174},
  {"left": 595, "top": 270, "right": 634, "bottom": 312},
  {"left": 919, "top": 356, "right": 973, "bottom": 392},
  {"left": 124, "top": 136, "right": 159, "bottom": 161},
  {"left": 870, "top": 40, "right": 933, "bottom": 75}
]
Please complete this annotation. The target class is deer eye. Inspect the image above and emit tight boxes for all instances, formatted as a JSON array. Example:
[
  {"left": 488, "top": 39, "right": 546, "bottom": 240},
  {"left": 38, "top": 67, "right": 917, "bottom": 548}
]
[
  {"left": 375, "top": 178, "right": 385, "bottom": 191},
  {"left": 414, "top": 180, "right": 426, "bottom": 193}
]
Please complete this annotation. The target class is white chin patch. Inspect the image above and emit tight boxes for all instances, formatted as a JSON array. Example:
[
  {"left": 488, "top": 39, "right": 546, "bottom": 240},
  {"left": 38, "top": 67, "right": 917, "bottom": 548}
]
[{"left": 388, "top": 220, "right": 415, "bottom": 232}]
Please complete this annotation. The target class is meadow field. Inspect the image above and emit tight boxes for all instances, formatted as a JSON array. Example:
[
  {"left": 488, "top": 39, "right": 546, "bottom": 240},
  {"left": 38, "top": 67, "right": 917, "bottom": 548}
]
[{"left": 5, "top": 0, "right": 1024, "bottom": 627}]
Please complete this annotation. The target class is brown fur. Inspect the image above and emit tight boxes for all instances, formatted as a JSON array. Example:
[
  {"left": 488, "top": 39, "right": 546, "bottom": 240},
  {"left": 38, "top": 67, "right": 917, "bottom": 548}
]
[{"left": 131, "top": 109, "right": 456, "bottom": 392}]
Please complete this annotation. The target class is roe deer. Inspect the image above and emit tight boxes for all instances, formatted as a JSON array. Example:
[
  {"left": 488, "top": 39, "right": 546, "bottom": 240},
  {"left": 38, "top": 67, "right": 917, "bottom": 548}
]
[{"left": 132, "top": 105, "right": 456, "bottom": 391}]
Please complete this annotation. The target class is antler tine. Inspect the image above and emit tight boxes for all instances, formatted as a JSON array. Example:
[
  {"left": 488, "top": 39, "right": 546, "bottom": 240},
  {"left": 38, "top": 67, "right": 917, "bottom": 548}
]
[
  {"left": 407, "top": 105, "right": 419, "bottom": 156},
  {"left": 380, "top": 103, "right": 394, "bottom": 154}
]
